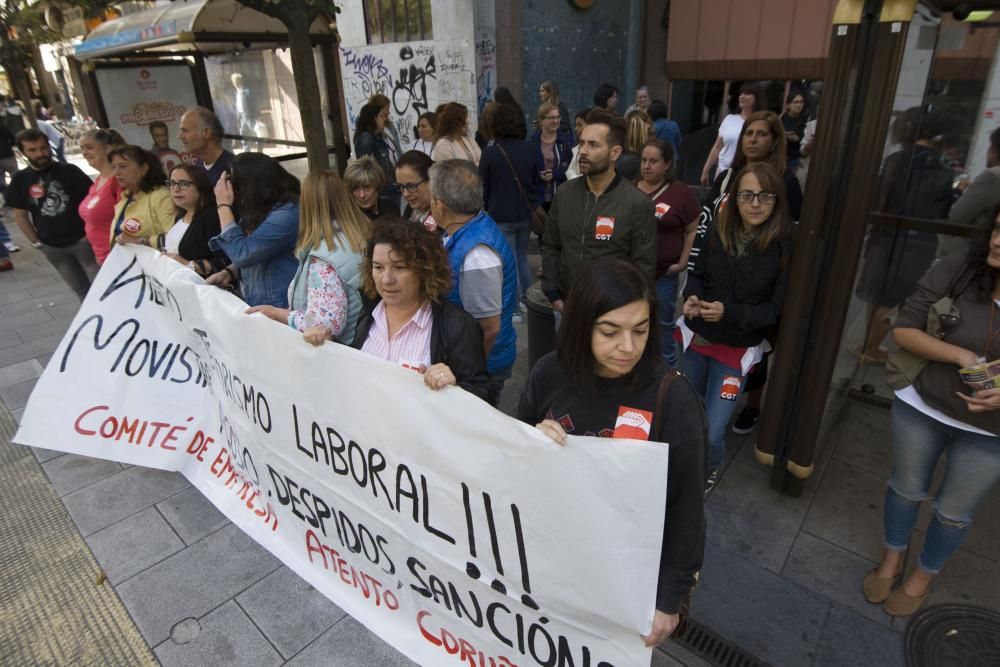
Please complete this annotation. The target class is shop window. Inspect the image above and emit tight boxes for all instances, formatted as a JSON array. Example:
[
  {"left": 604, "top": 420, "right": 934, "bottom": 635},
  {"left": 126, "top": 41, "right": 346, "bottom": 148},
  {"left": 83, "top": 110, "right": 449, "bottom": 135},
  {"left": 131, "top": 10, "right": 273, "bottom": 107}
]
[{"left": 364, "top": 0, "right": 433, "bottom": 44}]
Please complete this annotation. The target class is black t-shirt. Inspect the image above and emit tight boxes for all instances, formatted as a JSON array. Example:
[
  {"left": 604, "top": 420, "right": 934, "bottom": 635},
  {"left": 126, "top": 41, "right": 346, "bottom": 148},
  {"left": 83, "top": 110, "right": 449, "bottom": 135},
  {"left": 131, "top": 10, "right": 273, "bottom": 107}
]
[
  {"left": 7, "top": 163, "right": 92, "bottom": 247},
  {"left": 196, "top": 149, "right": 236, "bottom": 187},
  {"left": 781, "top": 114, "right": 807, "bottom": 162},
  {"left": 517, "top": 352, "right": 707, "bottom": 613}
]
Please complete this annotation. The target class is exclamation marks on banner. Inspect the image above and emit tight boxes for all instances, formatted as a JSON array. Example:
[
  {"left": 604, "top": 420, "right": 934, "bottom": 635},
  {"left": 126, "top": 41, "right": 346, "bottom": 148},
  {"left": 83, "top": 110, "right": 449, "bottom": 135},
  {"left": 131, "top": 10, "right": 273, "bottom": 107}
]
[{"left": 462, "top": 483, "right": 538, "bottom": 610}]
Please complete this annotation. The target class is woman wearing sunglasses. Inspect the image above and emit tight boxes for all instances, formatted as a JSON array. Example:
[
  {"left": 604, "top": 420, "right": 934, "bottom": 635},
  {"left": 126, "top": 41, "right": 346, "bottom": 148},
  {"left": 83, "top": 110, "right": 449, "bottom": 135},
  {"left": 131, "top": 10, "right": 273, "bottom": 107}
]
[
  {"left": 162, "top": 164, "right": 230, "bottom": 277},
  {"left": 679, "top": 162, "right": 794, "bottom": 491},
  {"left": 863, "top": 209, "right": 1000, "bottom": 617},
  {"left": 395, "top": 150, "right": 437, "bottom": 232}
]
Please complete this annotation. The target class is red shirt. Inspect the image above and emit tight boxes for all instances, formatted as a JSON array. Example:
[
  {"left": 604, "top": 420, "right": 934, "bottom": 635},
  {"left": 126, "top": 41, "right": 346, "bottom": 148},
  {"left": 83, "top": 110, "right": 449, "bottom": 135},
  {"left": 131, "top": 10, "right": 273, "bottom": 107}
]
[
  {"left": 642, "top": 180, "right": 700, "bottom": 276},
  {"left": 78, "top": 176, "right": 122, "bottom": 264}
]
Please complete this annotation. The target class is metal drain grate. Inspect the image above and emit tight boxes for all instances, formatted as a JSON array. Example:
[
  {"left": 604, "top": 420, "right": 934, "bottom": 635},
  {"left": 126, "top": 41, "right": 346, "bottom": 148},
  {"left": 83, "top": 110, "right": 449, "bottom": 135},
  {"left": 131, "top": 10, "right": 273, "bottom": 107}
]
[
  {"left": 672, "top": 616, "right": 770, "bottom": 667},
  {"left": 905, "top": 604, "right": 1000, "bottom": 667}
]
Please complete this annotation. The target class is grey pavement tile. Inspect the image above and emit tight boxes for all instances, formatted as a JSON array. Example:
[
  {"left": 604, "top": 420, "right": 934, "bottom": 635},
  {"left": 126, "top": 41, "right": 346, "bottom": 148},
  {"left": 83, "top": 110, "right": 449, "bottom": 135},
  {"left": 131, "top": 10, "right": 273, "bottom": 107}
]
[
  {"left": 15, "top": 315, "right": 75, "bottom": 343},
  {"left": 27, "top": 282, "right": 74, "bottom": 298},
  {"left": 0, "top": 289, "right": 77, "bottom": 317},
  {"left": 285, "top": 616, "right": 415, "bottom": 667},
  {"left": 115, "top": 524, "right": 282, "bottom": 645},
  {"left": 0, "top": 328, "right": 21, "bottom": 349},
  {"left": 62, "top": 465, "right": 190, "bottom": 536},
  {"left": 156, "top": 486, "right": 231, "bottom": 545},
  {"left": 0, "top": 333, "right": 64, "bottom": 367},
  {"left": 906, "top": 532, "right": 1000, "bottom": 612},
  {"left": 0, "top": 358, "right": 42, "bottom": 389},
  {"left": 831, "top": 402, "right": 894, "bottom": 479},
  {"left": 0, "top": 376, "right": 37, "bottom": 411},
  {"left": 35, "top": 351, "right": 54, "bottom": 369},
  {"left": 705, "top": 459, "right": 814, "bottom": 573},
  {"left": 0, "top": 308, "right": 51, "bottom": 333},
  {"left": 85, "top": 507, "right": 185, "bottom": 585},
  {"left": 11, "top": 406, "right": 24, "bottom": 423},
  {"left": 31, "top": 446, "right": 65, "bottom": 463},
  {"left": 46, "top": 302, "right": 83, "bottom": 320},
  {"left": 692, "top": 544, "right": 829, "bottom": 667},
  {"left": 153, "top": 601, "right": 283, "bottom": 667},
  {"left": 782, "top": 531, "right": 891, "bottom": 627},
  {"left": 0, "top": 288, "right": 31, "bottom": 306},
  {"left": 236, "top": 565, "right": 345, "bottom": 659},
  {"left": 814, "top": 605, "right": 905, "bottom": 667},
  {"left": 801, "top": 459, "right": 886, "bottom": 562},
  {"left": 40, "top": 452, "right": 125, "bottom": 496}
]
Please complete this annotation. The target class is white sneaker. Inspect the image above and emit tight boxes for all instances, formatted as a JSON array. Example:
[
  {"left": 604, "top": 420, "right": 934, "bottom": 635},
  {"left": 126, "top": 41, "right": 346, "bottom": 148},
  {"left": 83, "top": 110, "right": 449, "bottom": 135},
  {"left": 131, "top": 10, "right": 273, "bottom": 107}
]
[
  {"left": 3, "top": 241, "right": 18, "bottom": 252},
  {"left": 512, "top": 313, "right": 523, "bottom": 323}
]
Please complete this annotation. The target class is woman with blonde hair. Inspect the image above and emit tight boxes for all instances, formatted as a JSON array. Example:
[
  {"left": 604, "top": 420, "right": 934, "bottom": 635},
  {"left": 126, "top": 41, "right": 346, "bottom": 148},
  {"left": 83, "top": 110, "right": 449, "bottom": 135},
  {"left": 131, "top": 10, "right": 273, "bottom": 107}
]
[
  {"left": 538, "top": 80, "right": 573, "bottom": 141},
  {"left": 530, "top": 102, "right": 572, "bottom": 211},
  {"left": 616, "top": 109, "right": 652, "bottom": 181},
  {"left": 246, "top": 169, "right": 371, "bottom": 346},
  {"left": 431, "top": 103, "right": 481, "bottom": 165}
]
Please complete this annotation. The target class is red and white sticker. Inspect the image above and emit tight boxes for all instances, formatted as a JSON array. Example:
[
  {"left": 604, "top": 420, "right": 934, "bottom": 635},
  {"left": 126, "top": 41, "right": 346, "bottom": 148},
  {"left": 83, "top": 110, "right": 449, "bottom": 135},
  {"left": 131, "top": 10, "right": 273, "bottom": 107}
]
[
  {"left": 613, "top": 406, "right": 653, "bottom": 440},
  {"left": 654, "top": 202, "right": 671, "bottom": 219},
  {"left": 29, "top": 183, "right": 45, "bottom": 199},
  {"left": 720, "top": 375, "right": 742, "bottom": 401},
  {"left": 399, "top": 360, "right": 424, "bottom": 373},
  {"left": 122, "top": 218, "right": 143, "bottom": 235},
  {"left": 594, "top": 216, "right": 615, "bottom": 240}
]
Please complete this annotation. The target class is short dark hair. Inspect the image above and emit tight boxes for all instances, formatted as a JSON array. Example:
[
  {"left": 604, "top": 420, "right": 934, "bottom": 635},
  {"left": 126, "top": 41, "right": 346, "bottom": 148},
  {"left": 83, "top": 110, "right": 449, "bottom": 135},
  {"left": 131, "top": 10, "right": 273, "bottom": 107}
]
[
  {"left": 355, "top": 102, "right": 382, "bottom": 135},
  {"left": 494, "top": 87, "right": 517, "bottom": 106},
  {"left": 414, "top": 111, "right": 438, "bottom": 140},
  {"left": 558, "top": 259, "right": 659, "bottom": 396},
  {"left": 575, "top": 107, "right": 592, "bottom": 123},
  {"left": 361, "top": 217, "right": 451, "bottom": 303},
  {"left": 647, "top": 100, "right": 669, "bottom": 122},
  {"left": 15, "top": 128, "right": 47, "bottom": 151},
  {"left": 738, "top": 83, "right": 767, "bottom": 112},
  {"left": 169, "top": 164, "right": 215, "bottom": 215},
  {"left": 396, "top": 149, "right": 433, "bottom": 180},
  {"left": 584, "top": 109, "right": 626, "bottom": 150},
  {"left": 492, "top": 102, "right": 527, "bottom": 140},
  {"left": 148, "top": 121, "right": 168, "bottom": 134},
  {"left": 230, "top": 152, "right": 300, "bottom": 232},
  {"left": 593, "top": 83, "right": 619, "bottom": 109},
  {"left": 642, "top": 138, "right": 674, "bottom": 163},
  {"left": 107, "top": 145, "right": 167, "bottom": 193}
]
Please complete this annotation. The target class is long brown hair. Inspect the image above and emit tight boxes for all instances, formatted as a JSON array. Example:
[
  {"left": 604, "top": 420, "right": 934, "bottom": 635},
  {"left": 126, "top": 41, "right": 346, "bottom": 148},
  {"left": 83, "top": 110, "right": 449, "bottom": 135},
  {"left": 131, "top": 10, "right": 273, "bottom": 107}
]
[
  {"left": 716, "top": 162, "right": 791, "bottom": 254},
  {"left": 731, "top": 111, "right": 787, "bottom": 174},
  {"left": 297, "top": 170, "right": 372, "bottom": 255}
]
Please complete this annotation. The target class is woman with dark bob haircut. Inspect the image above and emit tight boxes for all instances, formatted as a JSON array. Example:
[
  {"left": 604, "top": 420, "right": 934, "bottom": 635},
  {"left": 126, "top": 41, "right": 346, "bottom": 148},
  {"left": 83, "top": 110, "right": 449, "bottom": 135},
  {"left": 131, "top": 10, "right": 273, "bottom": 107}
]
[
  {"left": 351, "top": 218, "right": 490, "bottom": 400},
  {"left": 518, "top": 258, "right": 707, "bottom": 647},
  {"left": 207, "top": 153, "right": 300, "bottom": 308},
  {"left": 108, "top": 145, "right": 175, "bottom": 250}
]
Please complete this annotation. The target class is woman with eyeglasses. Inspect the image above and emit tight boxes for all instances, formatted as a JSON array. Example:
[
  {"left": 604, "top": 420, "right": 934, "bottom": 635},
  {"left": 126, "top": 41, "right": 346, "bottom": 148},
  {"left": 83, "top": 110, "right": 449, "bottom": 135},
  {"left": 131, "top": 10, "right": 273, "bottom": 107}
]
[
  {"left": 107, "top": 145, "right": 175, "bottom": 251},
  {"left": 431, "top": 103, "right": 481, "bottom": 166},
  {"left": 531, "top": 102, "right": 572, "bottom": 212},
  {"left": 161, "top": 165, "right": 230, "bottom": 278},
  {"left": 679, "top": 162, "right": 794, "bottom": 491},
  {"left": 77, "top": 128, "right": 125, "bottom": 264},
  {"left": 863, "top": 209, "right": 1000, "bottom": 617},
  {"left": 395, "top": 150, "right": 437, "bottom": 232}
]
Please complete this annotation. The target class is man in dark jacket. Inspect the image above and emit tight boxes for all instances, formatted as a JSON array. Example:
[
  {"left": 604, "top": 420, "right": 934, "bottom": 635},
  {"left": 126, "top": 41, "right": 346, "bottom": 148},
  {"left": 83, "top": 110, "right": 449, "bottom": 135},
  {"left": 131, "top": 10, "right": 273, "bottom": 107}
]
[{"left": 541, "top": 110, "right": 656, "bottom": 312}]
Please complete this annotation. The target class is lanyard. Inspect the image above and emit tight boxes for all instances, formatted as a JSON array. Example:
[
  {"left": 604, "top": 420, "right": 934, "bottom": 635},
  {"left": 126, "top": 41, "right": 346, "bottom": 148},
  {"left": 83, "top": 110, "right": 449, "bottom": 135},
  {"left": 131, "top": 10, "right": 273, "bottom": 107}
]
[{"left": 113, "top": 194, "right": 134, "bottom": 236}]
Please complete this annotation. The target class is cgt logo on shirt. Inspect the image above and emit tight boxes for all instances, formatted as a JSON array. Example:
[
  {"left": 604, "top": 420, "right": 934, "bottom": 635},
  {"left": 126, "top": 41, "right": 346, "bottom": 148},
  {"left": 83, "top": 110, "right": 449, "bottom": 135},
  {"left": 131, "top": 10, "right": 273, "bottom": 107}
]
[
  {"left": 594, "top": 216, "right": 615, "bottom": 240},
  {"left": 613, "top": 406, "right": 653, "bottom": 440},
  {"left": 654, "top": 202, "right": 671, "bottom": 219},
  {"left": 720, "top": 375, "right": 742, "bottom": 401}
]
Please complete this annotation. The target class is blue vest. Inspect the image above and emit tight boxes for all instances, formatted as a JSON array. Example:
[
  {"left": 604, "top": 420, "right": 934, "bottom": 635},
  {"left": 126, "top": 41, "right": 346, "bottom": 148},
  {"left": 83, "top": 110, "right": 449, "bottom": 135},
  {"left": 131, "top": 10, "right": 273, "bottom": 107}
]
[
  {"left": 445, "top": 211, "right": 518, "bottom": 373},
  {"left": 286, "top": 237, "right": 363, "bottom": 344}
]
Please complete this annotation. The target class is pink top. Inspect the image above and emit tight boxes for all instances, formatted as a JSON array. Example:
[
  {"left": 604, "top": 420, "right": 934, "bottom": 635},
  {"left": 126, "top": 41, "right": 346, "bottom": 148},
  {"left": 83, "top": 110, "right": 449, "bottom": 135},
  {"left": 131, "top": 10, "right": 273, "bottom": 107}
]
[
  {"left": 361, "top": 301, "right": 433, "bottom": 368},
  {"left": 78, "top": 176, "right": 122, "bottom": 264},
  {"left": 287, "top": 258, "right": 349, "bottom": 338}
]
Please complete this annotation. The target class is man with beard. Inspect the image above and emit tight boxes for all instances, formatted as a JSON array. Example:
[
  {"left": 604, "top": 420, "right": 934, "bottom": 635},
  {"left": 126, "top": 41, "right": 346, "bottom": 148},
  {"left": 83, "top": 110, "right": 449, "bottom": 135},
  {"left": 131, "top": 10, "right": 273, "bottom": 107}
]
[
  {"left": 541, "top": 109, "right": 655, "bottom": 314},
  {"left": 8, "top": 129, "right": 96, "bottom": 298}
]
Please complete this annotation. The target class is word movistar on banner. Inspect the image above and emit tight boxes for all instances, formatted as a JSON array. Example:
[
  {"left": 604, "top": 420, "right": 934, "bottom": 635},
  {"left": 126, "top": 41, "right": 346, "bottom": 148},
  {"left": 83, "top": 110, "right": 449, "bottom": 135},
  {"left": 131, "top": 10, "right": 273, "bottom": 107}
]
[{"left": 15, "top": 246, "right": 669, "bottom": 667}]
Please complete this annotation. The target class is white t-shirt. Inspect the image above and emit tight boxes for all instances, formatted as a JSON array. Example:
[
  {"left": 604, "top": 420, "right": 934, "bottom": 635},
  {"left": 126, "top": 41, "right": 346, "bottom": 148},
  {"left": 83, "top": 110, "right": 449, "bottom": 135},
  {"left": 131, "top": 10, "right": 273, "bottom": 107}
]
[
  {"left": 717, "top": 113, "right": 745, "bottom": 175},
  {"left": 163, "top": 218, "right": 190, "bottom": 255}
]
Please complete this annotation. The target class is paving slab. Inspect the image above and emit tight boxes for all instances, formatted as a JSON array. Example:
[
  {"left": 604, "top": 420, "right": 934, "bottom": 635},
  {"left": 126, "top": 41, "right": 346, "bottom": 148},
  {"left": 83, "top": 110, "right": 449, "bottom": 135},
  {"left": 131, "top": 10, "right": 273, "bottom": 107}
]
[
  {"left": 115, "top": 524, "right": 282, "bottom": 645},
  {"left": 41, "top": 452, "right": 126, "bottom": 496},
  {"left": 284, "top": 615, "right": 415, "bottom": 666},
  {"left": 156, "top": 486, "right": 230, "bottom": 545},
  {"left": 0, "top": 288, "right": 31, "bottom": 306},
  {"left": 0, "top": 329, "right": 21, "bottom": 349},
  {"left": 153, "top": 600, "right": 283, "bottom": 667},
  {"left": 705, "top": 458, "right": 814, "bottom": 573},
  {"left": 61, "top": 465, "right": 190, "bottom": 536},
  {"left": 0, "top": 358, "right": 43, "bottom": 389},
  {"left": 31, "top": 446, "right": 65, "bottom": 463},
  {"left": 15, "top": 315, "right": 75, "bottom": 342},
  {"left": 814, "top": 604, "right": 905, "bottom": 667},
  {"left": 236, "top": 565, "right": 346, "bottom": 659},
  {"left": 0, "top": 309, "right": 52, "bottom": 334},
  {"left": 692, "top": 543, "right": 829, "bottom": 666},
  {"left": 830, "top": 402, "right": 894, "bottom": 479},
  {"left": 906, "top": 531, "right": 1000, "bottom": 612},
  {"left": 85, "top": 506, "right": 186, "bottom": 585},
  {"left": 0, "top": 376, "right": 38, "bottom": 411},
  {"left": 0, "top": 333, "right": 65, "bottom": 367},
  {"left": 801, "top": 459, "right": 886, "bottom": 562}
]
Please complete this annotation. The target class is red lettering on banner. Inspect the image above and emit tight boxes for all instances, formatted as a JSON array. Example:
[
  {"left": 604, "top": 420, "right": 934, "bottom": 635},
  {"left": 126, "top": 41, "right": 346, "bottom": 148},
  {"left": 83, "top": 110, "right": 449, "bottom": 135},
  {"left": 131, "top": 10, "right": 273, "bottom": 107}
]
[
  {"left": 304, "top": 529, "right": 399, "bottom": 611},
  {"left": 72, "top": 405, "right": 195, "bottom": 450},
  {"left": 210, "top": 446, "right": 278, "bottom": 532},
  {"left": 416, "top": 610, "right": 519, "bottom": 667}
]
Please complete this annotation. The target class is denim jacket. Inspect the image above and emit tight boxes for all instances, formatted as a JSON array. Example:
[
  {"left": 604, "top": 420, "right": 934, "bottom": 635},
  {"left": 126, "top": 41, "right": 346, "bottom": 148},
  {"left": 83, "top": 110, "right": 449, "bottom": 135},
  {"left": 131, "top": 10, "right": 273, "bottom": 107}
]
[{"left": 209, "top": 202, "right": 299, "bottom": 307}]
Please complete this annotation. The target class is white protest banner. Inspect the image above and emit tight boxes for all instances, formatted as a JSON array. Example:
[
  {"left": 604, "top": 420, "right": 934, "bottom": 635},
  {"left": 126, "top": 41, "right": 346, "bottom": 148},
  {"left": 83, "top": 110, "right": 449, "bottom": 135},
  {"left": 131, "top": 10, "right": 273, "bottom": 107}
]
[{"left": 15, "top": 246, "right": 669, "bottom": 667}]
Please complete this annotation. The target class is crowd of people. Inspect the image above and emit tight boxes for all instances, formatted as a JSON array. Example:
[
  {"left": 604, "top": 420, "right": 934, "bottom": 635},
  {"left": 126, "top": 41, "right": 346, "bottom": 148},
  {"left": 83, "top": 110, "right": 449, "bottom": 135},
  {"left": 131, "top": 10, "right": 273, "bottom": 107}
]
[{"left": 2, "top": 76, "right": 997, "bottom": 635}]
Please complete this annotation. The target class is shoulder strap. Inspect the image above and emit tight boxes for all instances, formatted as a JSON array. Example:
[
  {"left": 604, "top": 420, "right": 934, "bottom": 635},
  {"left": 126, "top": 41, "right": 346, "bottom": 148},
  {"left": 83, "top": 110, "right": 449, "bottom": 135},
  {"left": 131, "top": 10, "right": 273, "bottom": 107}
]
[
  {"left": 650, "top": 367, "right": 682, "bottom": 438},
  {"left": 496, "top": 144, "right": 533, "bottom": 211}
]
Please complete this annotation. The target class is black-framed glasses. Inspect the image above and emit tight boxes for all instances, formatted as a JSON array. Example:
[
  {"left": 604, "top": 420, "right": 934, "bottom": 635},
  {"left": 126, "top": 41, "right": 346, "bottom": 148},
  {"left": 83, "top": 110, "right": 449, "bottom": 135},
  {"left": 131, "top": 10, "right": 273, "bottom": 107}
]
[
  {"left": 394, "top": 179, "right": 426, "bottom": 193},
  {"left": 735, "top": 190, "right": 777, "bottom": 205},
  {"left": 167, "top": 179, "right": 194, "bottom": 191}
]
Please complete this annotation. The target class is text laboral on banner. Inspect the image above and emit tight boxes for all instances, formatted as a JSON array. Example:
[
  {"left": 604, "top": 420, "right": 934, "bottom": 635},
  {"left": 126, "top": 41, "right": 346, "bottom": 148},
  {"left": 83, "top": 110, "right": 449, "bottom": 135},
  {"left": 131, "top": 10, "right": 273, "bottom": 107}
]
[{"left": 16, "top": 246, "right": 670, "bottom": 667}]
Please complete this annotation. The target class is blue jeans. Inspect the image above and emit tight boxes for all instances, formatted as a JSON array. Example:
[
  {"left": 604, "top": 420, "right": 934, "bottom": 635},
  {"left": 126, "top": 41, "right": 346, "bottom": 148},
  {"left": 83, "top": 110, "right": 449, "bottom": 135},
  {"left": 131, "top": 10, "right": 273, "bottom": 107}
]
[
  {"left": 883, "top": 399, "right": 1000, "bottom": 573},
  {"left": 680, "top": 348, "right": 743, "bottom": 471},
  {"left": 655, "top": 272, "right": 680, "bottom": 367},
  {"left": 497, "top": 220, "right": 531, "bottom": 303}
]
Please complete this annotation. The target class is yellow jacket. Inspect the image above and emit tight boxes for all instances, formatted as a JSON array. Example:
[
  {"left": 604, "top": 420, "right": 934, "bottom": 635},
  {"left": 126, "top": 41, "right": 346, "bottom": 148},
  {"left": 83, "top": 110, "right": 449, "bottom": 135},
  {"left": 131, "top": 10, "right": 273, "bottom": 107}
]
[{"left": 109, "top": 187, "right": 176, "bottom": 250}]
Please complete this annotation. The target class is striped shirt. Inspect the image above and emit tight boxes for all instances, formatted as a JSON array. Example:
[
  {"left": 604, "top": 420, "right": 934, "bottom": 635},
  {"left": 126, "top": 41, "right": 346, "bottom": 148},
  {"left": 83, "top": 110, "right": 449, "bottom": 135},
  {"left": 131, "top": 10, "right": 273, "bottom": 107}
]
[{"left": 360, "top": 301, "right": 433, "bottom": 369}]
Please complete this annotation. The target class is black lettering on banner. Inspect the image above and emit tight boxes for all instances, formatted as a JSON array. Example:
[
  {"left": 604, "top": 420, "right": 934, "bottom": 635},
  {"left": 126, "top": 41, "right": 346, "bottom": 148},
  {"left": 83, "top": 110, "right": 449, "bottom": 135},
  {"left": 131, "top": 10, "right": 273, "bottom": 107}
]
[{"left": 100, "top": 255, "right": 183, "bottom": 321}]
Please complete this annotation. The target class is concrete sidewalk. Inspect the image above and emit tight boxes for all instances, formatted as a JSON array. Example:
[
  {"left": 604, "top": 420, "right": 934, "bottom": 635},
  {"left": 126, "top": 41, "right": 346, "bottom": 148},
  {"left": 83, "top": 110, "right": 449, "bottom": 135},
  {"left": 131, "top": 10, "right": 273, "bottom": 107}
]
[{"left": 2, "top": 221, "right": 998, "bottom": 666}]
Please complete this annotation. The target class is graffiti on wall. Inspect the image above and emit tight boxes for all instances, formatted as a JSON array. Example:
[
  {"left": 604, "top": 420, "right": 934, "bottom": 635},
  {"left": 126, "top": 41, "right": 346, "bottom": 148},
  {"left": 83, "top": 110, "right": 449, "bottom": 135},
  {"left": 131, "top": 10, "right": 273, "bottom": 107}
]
[
  {"left": 339, "top": 40, "right": 477, "bottom": 153},
  {"left": 475, "top": 32, "right": 496, "bottom": 115}
]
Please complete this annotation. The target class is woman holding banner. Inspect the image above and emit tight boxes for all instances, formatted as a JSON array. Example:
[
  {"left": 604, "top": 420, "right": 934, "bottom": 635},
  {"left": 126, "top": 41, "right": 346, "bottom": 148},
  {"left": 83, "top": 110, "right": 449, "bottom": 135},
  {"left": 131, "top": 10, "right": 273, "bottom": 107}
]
[
  {"left": 108, "top": 145, "right": 175, "bottom": 251},
  {"left": 161, "top": 164, "right": 230, "bottom": 278},
  {"left": 246, "top": 169, "right": 370, "bottom": 346},
  {"left": 352, "top": 218, "right": 491, "bottom": 401},
  {"left": 78, "top": 128, "right": 125, "bottom": 264},
  {"left": 517, "top": 258, "right": 707, "bottom": 646}
]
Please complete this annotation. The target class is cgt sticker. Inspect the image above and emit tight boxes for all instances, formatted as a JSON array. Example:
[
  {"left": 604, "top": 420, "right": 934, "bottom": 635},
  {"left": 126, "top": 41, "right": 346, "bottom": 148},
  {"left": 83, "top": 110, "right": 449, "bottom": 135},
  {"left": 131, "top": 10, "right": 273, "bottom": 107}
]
[
  {"left": 613, "top": 406, "right": 653, "bottom": 440},
  {"left": 720, "top": 375, "right": 742, "bottom": 401},
  {"left": 654, "top": 202, "right": 671, "bottom": 219},
  {"left": 595, "top": 216, "right": 615, "bottom": 240},
  {"left": 29, "top": 183, "right": 46, "bottom": 199}
]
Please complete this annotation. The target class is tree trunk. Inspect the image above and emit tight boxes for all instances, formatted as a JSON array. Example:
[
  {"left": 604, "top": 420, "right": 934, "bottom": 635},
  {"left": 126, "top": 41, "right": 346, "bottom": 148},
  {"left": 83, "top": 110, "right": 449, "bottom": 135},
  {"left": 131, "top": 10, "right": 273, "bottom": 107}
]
[
  {"left": 0, "top": 29, "right": 37, "bottom": 129},
  {"left": 286, "top": 15, "right": 329, "bottom": 172}
]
